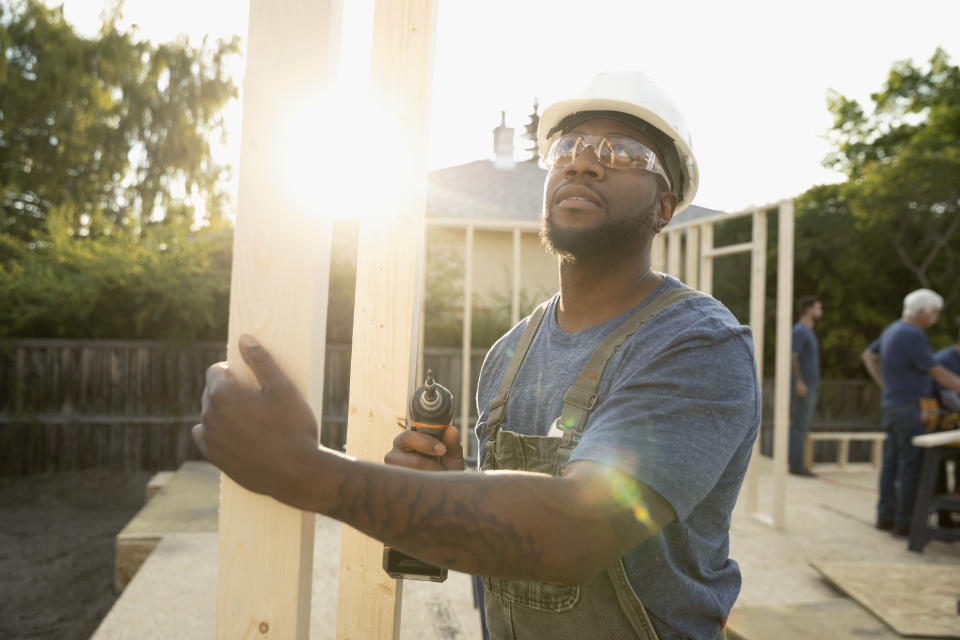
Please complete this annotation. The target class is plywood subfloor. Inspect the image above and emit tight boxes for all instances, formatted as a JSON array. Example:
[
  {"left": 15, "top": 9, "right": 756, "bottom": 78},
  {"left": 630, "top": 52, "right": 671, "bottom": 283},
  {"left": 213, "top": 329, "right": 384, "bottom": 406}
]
[
  {"left": 814, "top": 561, "right": 960, "bottom": 638},
  {"left": 728, "top": 600, "right": 902, "bottom": 640}
]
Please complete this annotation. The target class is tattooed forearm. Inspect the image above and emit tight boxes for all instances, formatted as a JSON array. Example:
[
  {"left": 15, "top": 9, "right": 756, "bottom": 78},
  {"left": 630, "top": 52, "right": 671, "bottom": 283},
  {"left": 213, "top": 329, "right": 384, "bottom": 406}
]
[{"left": 312, "top": 452, "right": 669, "bottom": 584}]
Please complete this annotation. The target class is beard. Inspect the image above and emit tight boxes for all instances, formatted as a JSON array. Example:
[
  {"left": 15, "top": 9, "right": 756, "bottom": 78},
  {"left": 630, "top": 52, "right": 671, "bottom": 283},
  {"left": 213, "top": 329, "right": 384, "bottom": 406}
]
[{"left": 539, "top": 203, "right": 655, "bottom": 262}]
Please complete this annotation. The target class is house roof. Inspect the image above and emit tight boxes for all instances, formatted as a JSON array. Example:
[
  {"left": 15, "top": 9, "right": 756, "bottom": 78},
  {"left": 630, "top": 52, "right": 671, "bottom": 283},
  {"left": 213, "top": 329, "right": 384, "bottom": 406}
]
[
  {"left": 426, "top": 159, "right": 723, "bottom": 225},
  {"left": 426, "top": 160, "right": 547, "bottom": 223}
]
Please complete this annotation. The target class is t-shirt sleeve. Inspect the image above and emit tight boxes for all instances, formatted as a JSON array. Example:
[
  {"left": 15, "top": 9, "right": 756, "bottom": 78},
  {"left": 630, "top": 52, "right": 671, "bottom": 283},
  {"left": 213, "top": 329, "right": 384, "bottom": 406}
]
[
  {"left": 869, "top": 337, "right": 881, "bottom": 355},
  {"left": 905, "top": 330, "right": 936, "bottom": 372},
  {"left": 568, "top": 309, "right": 760, "bottom": 522}
]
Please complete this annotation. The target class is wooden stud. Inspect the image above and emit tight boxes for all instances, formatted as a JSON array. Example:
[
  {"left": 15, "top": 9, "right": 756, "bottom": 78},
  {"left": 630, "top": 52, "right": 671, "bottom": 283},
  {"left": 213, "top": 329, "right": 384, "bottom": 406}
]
[
  {"left": 684, "top": 227, "right": 699, "bottom": 289},
  {"left": 335, "top": 2, "right": 438, "bottom": 638},
  {"left": 702, "top": 242, "right": 754, "bottom": 258},
  {"left": 872, "top": 438, "right": 884, "bottom": 468},
  {"left": 651, "top": 233, "right": 666, "bottom": 272},
  {"left": 461, "top": 225, "right": 475, "bottom": 455},
  {"left": 216, "top": 1, "right": 342, "bottom": 637},
  {"left": 667, "top": 230, "right": 681, "bottom": 278},
  {"left": 744, "top": 209, "right": 767, "bottom": 515},
  {"left": 699, "top": 222, "right": 714, "bottom": 295},
  {"left": 512, "top": 227, "right": 522, "bottom": 326},
  {"left": 772, "top": 200, "right": 795, "bottom": 530}
]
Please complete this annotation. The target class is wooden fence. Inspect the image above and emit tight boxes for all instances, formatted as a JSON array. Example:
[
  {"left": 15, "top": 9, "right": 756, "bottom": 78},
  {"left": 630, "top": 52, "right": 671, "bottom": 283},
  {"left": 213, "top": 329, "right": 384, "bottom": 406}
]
[
  {"left": 0, "top": 340, "right": 488, "bottom": 475},
  {"left": 0, "top": 339, "right": 882, "bottom": 476}
]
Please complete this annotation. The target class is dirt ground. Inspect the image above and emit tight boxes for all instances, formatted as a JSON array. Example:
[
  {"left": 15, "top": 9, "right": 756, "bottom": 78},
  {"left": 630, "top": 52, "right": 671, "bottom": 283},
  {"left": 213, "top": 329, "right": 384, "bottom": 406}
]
[{"left": 0, "top": 470, "right": 151, "bottom": 640}]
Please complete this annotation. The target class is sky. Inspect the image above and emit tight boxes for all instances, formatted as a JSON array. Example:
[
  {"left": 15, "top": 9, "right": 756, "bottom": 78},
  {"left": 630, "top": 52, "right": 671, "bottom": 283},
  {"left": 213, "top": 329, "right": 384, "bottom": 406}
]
[{"left": 58, "top": 0, "right": 960, "bottom": 213}]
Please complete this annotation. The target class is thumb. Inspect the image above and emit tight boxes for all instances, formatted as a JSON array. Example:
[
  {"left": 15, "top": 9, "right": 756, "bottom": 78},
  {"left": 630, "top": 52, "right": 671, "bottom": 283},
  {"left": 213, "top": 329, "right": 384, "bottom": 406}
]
[
  {"left": 238, "top": 334, "right": 291, "bottom": 395},
  {"left": 442, "top": 425, "right": 463, "bottom": 458}
]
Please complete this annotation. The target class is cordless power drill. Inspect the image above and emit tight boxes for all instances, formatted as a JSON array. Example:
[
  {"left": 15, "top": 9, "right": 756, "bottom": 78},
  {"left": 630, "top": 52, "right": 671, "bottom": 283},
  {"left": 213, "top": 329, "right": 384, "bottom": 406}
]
[{"left": 382, "top": 369, "right": 455, "bottom": 582}]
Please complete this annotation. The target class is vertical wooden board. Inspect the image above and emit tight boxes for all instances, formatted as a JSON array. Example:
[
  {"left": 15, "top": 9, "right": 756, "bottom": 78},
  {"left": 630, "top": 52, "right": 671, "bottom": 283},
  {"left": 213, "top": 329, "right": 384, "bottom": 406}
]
[
  {"left": 773, "top": 200, "right": 795, "bottom": 529},
  {"left": 215, "top": 1, "right": 342, "bottom": 638},
  {"left": 667, "top": 230, "right": 681, "bottom": 278},
  {"left": 335, "top": 1, "right": 438, "bottom": 638},
  {"left": 651, "top": 233, "right": 666, "bottom": 272},
  {"left": 699, "top": 222, "right": 714, "bottom": 295},
  {"left": 511, "top": 228, "right": 522, "bottom": 326},
  {"left": 684, "top": 226, "right": 699, "bottom": 289},
  {"left": 744, "top": 209, "right": 768, "bottom": 515},
  {"left": 460, "top": 225, "right": 475, "bottom": 454}
]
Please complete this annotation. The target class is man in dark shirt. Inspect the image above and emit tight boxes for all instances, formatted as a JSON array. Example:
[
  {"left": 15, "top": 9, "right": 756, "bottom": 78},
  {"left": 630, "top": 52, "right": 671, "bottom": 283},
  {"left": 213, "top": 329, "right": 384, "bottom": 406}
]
[
  {"left": 862, "top": 290, "right": 960, "bottom": 537},
  {"left": 789, "top": 296, "right": 822, "bottom": 476}
]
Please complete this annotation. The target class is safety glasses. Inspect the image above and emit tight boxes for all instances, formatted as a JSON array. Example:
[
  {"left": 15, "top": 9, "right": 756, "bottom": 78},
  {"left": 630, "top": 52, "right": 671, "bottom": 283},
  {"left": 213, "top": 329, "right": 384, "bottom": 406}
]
[{"left": 545, "top": 134, "right": 672, "bottom": 189}]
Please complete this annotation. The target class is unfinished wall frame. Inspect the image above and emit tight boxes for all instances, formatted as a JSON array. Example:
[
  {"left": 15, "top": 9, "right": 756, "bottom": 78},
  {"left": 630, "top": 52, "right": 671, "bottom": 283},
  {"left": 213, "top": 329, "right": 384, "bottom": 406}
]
[
  {"left": 660, "top": 201, "right": 794, "bottom": 530},
  {"left": 426, "top": 217, "right": 544, "bottom": 459}
]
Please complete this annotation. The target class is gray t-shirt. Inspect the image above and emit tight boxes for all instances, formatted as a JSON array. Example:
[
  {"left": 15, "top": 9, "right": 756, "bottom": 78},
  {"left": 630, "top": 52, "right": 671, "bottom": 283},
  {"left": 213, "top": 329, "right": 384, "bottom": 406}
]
[{"left": 474, "top": 275, "right": 760, "bottom": 640}]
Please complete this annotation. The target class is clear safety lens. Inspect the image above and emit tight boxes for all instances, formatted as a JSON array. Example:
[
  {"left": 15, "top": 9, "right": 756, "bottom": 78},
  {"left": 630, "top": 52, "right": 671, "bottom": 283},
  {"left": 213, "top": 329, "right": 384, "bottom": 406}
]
[{"left": 546, "top": 134, "right": 671, "bottom": 189}]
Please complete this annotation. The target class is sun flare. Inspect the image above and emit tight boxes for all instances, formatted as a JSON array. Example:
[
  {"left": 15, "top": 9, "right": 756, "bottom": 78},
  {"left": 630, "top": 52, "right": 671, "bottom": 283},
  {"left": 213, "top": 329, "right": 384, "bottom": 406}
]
[{"left": 270, "top": 87, "right": 426, "bottom": 226}]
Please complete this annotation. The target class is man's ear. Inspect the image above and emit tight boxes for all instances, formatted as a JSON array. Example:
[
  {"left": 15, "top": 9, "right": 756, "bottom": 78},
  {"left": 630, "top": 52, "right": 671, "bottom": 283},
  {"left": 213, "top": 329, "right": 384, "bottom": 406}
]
[{"left": 655, "top": 191, "right": 678, "bottom": 232}]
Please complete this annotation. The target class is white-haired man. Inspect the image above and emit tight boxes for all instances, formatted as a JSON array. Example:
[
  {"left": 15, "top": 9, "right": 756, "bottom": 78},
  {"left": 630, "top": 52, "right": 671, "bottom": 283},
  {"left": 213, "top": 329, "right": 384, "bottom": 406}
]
[
  {"left": 862, "top": 289, "right": 960, "bottom": 537},
  {"left": 194, "top": 72, "right": 759, "bottom": 639}
]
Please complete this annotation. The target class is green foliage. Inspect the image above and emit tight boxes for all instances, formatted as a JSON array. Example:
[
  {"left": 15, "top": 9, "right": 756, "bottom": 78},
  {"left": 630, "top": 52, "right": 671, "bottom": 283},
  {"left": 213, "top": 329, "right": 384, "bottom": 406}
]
[
  {"left": 0, "top": 217, "right": 232, "bottom": 340},
  {"left": 773, "top": 49, "right": 960, "bottom": 377},
  {"left": 522, "top": 99, "right": 540, "bottom": 163},
  {"left": 0, "top": 0, "right": 240, "bottom": 238},
  {"left": 823, "top": 47, "right": 960, "bottom": 307}
]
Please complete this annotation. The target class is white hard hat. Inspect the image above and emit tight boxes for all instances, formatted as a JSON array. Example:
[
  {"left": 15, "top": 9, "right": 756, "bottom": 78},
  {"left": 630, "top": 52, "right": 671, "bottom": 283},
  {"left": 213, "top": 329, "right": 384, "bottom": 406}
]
[{"left": 538, "top": 71, "right": 699, "bottom": 213}]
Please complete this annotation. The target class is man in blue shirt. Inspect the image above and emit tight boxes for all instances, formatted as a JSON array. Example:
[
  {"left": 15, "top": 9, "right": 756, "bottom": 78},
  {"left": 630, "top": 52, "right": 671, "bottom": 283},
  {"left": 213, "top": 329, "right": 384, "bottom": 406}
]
[
  {"left": 193, "top": 72, "right": 758, "bottom": 639},
  {"left": 934, "top": 337, "right": 960, "bottom": 411},
  {"left": 862, "top": 290, "right": 960, "bottom": 537},
  {"left": 933, "top": 334, "right": 960, "bottom": 528},
  {"left": 789, "top": 296, "right": 822, "bottom": 476}
]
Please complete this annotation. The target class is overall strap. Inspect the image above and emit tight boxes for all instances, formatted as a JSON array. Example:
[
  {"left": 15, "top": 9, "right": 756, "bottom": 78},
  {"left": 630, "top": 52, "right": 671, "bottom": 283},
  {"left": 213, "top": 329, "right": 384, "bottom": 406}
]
[
  {"left": 557, "top": 287, "right": 706, "bottom": 435},
  {"left": 485, "top": 300, "right": 551, "bottom": 438}
]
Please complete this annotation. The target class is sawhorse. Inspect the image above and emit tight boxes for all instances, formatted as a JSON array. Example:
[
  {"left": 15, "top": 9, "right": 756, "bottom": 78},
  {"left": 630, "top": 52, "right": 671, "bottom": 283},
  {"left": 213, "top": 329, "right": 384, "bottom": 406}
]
[{"left": 908, "top": 429, "right": 960, "bottom": 552}]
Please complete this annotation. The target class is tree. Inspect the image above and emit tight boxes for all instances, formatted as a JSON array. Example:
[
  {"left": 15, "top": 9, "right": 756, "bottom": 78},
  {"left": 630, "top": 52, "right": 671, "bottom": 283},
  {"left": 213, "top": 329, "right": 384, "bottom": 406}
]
[
  {"left": 823, "top": 47, "right": 960, "bottom": 308},
  {"left": 0, "top": 0, "right": 240, "bottom": 239},
  {"left": 522, "top": 99, "right": 540, "bottom": 163},
  {"left": 782, "top": 49, "right": 960, "bottom": 377},
  {"left": 0, "top": 212, "right": 233, "bottom": 340}
]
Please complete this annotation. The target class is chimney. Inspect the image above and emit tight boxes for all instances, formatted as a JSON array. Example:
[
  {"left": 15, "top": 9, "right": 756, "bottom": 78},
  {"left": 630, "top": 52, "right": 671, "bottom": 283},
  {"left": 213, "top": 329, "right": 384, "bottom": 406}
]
[{"left": 492, "top": 111, "right": 515, "bottom": 170}]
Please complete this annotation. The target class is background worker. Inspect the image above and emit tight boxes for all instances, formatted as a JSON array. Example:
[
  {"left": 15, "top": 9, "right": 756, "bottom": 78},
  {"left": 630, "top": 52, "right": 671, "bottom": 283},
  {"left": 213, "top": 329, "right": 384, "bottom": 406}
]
[
  {"left": 193, "top": 72, "right": 760, "bottom": 640},
  {"left": 932, "top": 329, "right": 960, "bottom": 528},
  {"left": 933, "top": 330, "right": 960, "bottom": 411},
  {"left": 789, "top": 296, "right": 823, "bottom": 477},
  {"left": 861, "top": 289, "right": 960, "bottom": 537}
]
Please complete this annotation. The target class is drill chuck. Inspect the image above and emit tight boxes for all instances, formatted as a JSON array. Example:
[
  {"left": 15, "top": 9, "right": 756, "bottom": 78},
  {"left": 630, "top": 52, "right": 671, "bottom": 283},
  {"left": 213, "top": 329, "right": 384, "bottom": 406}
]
[{"left": 409, "top": 370, "right": 454, "bottom": 436}]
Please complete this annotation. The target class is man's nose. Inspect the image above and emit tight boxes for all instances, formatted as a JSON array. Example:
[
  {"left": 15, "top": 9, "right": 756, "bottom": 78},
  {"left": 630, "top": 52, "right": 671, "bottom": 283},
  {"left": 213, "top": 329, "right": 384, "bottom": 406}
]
[{"left": 563, "top": 145, "right": 605, "bottom": 180}]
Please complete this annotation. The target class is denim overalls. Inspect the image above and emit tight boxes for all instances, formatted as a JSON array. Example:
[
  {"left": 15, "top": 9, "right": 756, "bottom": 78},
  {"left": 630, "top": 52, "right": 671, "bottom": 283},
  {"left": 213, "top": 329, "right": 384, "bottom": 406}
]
[{"left": 479, "top": 288, "right": 721, "bottom": 640}]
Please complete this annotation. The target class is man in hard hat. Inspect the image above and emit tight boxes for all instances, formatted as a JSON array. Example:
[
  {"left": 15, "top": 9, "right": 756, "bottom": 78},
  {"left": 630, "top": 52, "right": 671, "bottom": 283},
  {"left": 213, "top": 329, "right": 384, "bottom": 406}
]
[{"left": 195, "top": 71, "right": 759, "bottom": 640}]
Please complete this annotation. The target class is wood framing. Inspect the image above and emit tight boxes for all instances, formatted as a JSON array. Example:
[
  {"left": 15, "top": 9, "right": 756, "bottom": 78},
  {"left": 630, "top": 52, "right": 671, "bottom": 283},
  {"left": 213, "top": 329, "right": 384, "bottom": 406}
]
[
  {"left": 216, "top": 1, "right": 342, "bottom": 637},
  {"left": 744, "top": 209, "right": 767, "bottom": 515},
  {"left": 512, "top": 228, "right": 522, "bottom": 326},
  {"left": 667, "top": 201, "right": 795, "bottom": 530},
  {"left": 772, "top": 200, "right": 795, "bottom": 528},
  {"left": 334, "top": 1, "right": 438, "bottom": 638},
  {"left": 667, "top": 229, "right": 681, "bottom": 277},
  {"left": 461, "top": 225, "right": 475, "bottom": 454},
  {"left": 699, "top": 222, "right": 714, "bottom": 295},
  {"left": 684, "top": 226, "right": 699, "bottom": 289}
]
